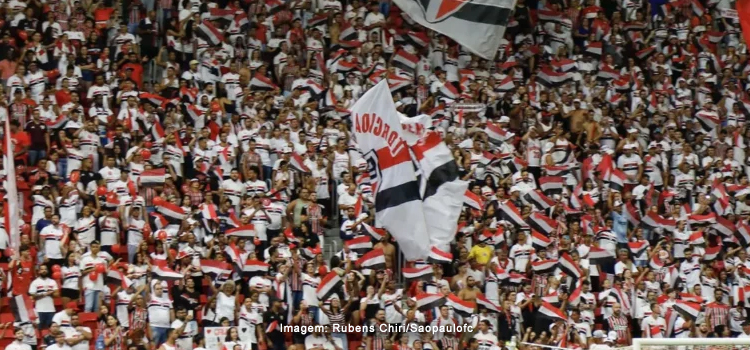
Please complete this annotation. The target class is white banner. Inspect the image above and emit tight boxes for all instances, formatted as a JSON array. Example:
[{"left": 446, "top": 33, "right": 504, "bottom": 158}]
[
  {"left": 351, "top": 80, "right": 430, "bottom": 261},
  {"left": 721, "top": 8, "right": 738, "bottom": 19},
  {"left": 204, "top": 327, "right": 231, "bottom": 350}
]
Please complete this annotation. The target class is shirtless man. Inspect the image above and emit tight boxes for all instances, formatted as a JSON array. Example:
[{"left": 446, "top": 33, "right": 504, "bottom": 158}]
[
  {"left": 374, "top": 233, "right": 396, "bottom": 270},
  {"left": 458, "top": 276, "right": 481, "bottom": 303}
]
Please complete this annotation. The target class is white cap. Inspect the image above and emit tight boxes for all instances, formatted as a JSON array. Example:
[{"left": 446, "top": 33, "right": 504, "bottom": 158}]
[
  {"left": 648, "top": 142, "right": 658, "bottom": 149},
  {"left": 509, "top": 186, "right": 520, "bottom": 194},
  {"left": 624, "top": 144, "right": 636, "bottom": 150},
  {"left": 613, "top": 200, "right": 623, "bottom": 207},
  {"left": 606, "top": 331, "right": 618, "bottom": 343},
  {"left": 627, "top": 128, "right": 638, "bottom": 134},
  {"left": 499, "top": 116, "right": 510, "bottom": 123},
  {"left": 282, "top": 147, "right": 293, "bottom": 154},
  {"left": 593, "top": 330, "right": 606, "bottom": 339},
  {"left": 573, "top": 98, "right": 581, "bottom": 103},
  {"left": 512, "top": 99, "right": 521, "bottom": 105}
]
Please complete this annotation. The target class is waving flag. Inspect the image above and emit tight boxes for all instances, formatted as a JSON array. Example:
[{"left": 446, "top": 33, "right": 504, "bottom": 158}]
[
  {"left": 156, "top": 202, "right": 187, "bottom": 221},
  {"left": 316, "top": 272, "right": 343, "bottom": 301},
  {"left": 10, "top": 294, "right": 36, "bottom": 323},
  {"left": 476, "top": 294, "right": 501, "bottom": 313},
  {"left": 226, "top": 225, "right": 256, "bottom": 238},
  {"left": 197, "top": 19, "right": 225, "bottom": 46},
  {"left": 356, "top": 249, "right": 386, "bottom": 270},
  {"left": 350, "top": 81, "right": 430, "bottom": 261},
  {"left": 410, "top": 130, "right": 468, "bottom": 251},
  {"left": 427, "top": 246, "right": 453, "bottom": 264},
  {"left": 392, "top": 0, "right": 513, "bottom": 59},
  {"left": 152, "top": 262, "right": 184, "bottom": 281},
  {"left": 416, "top": 293, "right": 446, "bottom": 311},
  {"left": 250, "top": 74, "right": 279, "bottom": 91},
  {"left": 139, "top": 168, "right": 166, "bottom": 187},
  {"left": 539, "top": 301, "right": 567, "bottom": 320},
  {"left": 403, "top": 266, "right": 435, "bottom": 283},
  {"left": 446, "top": 293, "right": 476, "bottom": 317},
  {"left": 200, "top": 260, "right": 233, "bottom": 279},
  {"left": 344, "top": 235, "right": 373, "bottom": 253}
]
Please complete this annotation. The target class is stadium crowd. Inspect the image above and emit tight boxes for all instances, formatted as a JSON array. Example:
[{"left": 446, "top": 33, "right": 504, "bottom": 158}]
[{"left": 1, "top": 0, "right": 750, "bottom": 350}]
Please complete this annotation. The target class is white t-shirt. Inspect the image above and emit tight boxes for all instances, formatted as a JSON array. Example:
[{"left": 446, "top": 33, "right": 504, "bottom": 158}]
[
  {"left": 148, "top": 293, "right": 174, "bottom": 328},
  {"left": 302, "top": 273, "right": 320, "bottom": 306},
  {"left": 39, "top": 224, "right": 64, "bottom": 259},
  {"left": 29, "top": 277, "right": 59, "bottom": 312},
  {"left": 63, "top": 326, "right": 92, "bottom": 350},
  {"left": 52, "top": 310, "right": 72, "bottom": 329},
  {"left": 216, "top": 292, "right": 236, "bottom": 322},
  {"left": 6, "top": 341, "right": 33, "bottom": 350}
]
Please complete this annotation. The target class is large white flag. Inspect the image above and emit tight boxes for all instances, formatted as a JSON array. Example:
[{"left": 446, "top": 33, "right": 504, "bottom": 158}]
[
  {"left": 350, "top": 80, "right": 430, "bottom": 261},
  {"left": 4, "top": 118, "right": 19, "bottom": 257},
  {"left": 393, "top": 0, "right": 516, "bottom": 59}
]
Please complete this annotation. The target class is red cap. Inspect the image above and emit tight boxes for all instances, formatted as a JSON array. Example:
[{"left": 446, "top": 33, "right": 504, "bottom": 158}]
[{"left": 66, "top": 302, "right": 79, "bottom": 311}]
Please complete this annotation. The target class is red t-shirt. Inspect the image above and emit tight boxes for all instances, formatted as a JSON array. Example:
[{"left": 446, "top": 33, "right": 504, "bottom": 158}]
[
  {"left": 121, "top": 63, "right": 144, "bottom": 88},
  {"left": 3, "top": 131, "right": 30, "bottom": 163},
  {"left": 11, "top": 259, "right": 34, "bottom": 296},
  {"left": 55, "top": 90, "right": 72, "bottom": 106}
]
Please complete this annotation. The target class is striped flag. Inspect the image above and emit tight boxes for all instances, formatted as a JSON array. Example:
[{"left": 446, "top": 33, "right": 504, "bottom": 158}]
[
  {"left": 736, "top": 223, "right": 750, "bottom": 246},
  {"left": 446, "top": 293, "right": 476, "bottom": 317},
  {"left": 200, "top": 260, "right": 233, "bottom": 280},
  {"left": 156, "top": 202, "right": 187, "bottom": 221},
  {"left": 197, "top": 19, "right": 224, "bottom": 46},
  {"left": 539, "top": 301, "right": 566, "bottom": 320},
  {"left": 226, "top": 225, "right": 256, "bottom": 238},
  {"left": 250, "top": 74, "right": 279, "bottom": 91},
  {"left": 403, "top": 266, "right": 434, "bottom": 283},
  {"left": 529, "top": 212, "right": 557, "bottom": 236},
  {"left": 427, "top": 246, "right": 453, "bottom": 264},
  {"left": 532, "top": 231, "right": 552, "bottom": 250},
  {"left": 242, "top": 260, "right": 270, "bottom": 276},
  {"left": 152, "top": 262, "right": 184, "bottom": 281},
  {"left": 558, "top": 252, "right": 582, "bottom": 279},
  {"left": 392, "top": 49, "right": 419, "bottom": 74},
  {"left": 409, "top": 130, "right": 468, "bottom": 251},
  {"left": 139, "top": 168, "right": 166, "bottom": 187},
  {"left": 350, "top": 80, "right": 430, "bottom": 261},
  {"left": 703, "top": 245, "right": 721, "bottom": 261},
  {"left": 532, "top": 259, "right": 558, "bottom": 275},
  {"left": 673, "top": 300, "right": 701, "bottom": 320},
  {"left": 464, "top": 189, "right": 485, "bottom": 210},
  {"left": 485, "top": 121, "right": 514, "bottom": 144},
  {"left": 476, "top": 294, "right": 501, "bottom": 313},
  {"left": 356, "top": 249, "right": 386, "bottom": 270},
  {"left": 539, "top": 176, "right": 564, "bottom": 193},
  {"left": 289, "top": 152, "right": 311, "bottom": 173},
  {"left": 392, "top": 0, "right": 513, "bottom": 59},
  {"left": 344, "top": 235, "right": 373, "bottom": 253},
  {"left": 415, "top": 293, "right": 446, "bottom": 311},
  {"left": 500, "top": 201, "right": 526, "bottom": 227},
  {"left": 10, "top": 294, "right": 36, "bottom": 323},
  {"left": 316, "top": 272, "right": 343, "bottom": 301},
  {"left": 523, "top": 190, "right": 555, "bottom": 211}
]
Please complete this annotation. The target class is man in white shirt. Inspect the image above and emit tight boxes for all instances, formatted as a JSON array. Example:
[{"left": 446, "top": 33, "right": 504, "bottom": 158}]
[
  {"left": 29, "top": 264, "right": 60, "bottom": 329},
  {"left": 79, "top": 241, "right": 113, "bottom": 312},
  {"left": 640, "top": 303, "right": 666, "bottom": 337},
  {"left": 52, "top": 302, "right": 78, "bottom": 330},
  {"left": 6, "top": 327, "right": 33, "bottom": 350},
  {"left": 62, "top": 314, "right": 92, "bottom": 350},
  {"left": 170, "top": 307, "right": 197, "bottom": 350}
]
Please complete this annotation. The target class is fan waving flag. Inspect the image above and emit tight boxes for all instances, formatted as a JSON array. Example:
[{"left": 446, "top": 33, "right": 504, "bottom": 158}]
[
  {"left": 539, "top": 301, "right": 567, "bottom": 320},
  {"left": 392, "top": 0, "right": 514, "bottom": 59},
  {"left": 356, "top": 249, "right": 386, "bottom": 270},
  {"left": 415, "top": 293, "right": 446, "bottom": 311},
  {"left": 446, "top": 293, "right": 476, "bottom": 317},
  {"left": 350, "top": 80, "right": 430, "bottom": 261},
  {"left": 403, "top": 266, "right": 435, "bottom": 283},
  {"left": 4, "top": 115, "right": 19, "bottom": 258},
  {"left": 427, "top": 246, "right": 453, "bottom": 264}
]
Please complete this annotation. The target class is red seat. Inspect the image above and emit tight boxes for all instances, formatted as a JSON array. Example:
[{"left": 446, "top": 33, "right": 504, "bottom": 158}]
[{"left": 0, "top": 313, "right": 13, "bottom": 324}]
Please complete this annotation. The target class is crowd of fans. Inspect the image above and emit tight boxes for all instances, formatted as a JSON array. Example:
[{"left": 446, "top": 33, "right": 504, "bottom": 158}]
[{"left": 1, "top": 0, "right": 750, "bottom": 350}]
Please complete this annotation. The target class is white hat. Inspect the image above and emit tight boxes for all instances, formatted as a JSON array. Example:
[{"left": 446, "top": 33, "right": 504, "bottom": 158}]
[
  {"left": 282, "top": 147, "right": 293, "bottom": 154},
  {"left": 509, "top": 186, "right": 520, "bottom": 194},
  {"left": 593, "top": 330, "right": 606, "bottom": 339},
  {"left": 573, "top": 99, "right": 581, "bottom": 103},
  {"left": 512, "top": 99, "right": 521, "bottom": 105},
  {"left": 606, "top": 331, "right": 618, "bottom": 343},
  {"left": 648, "top": 142, "right": 658, "bottom": 149},
  {"left": 624, "top": 144, "right": 636, "bottom": 150},
  {"left": 499, "top": 116, "right": 510, "bottom": 123},
  {"left": 613, "top": 200, "right": 623, "bottom": 207},
  {"left": 627, "top": 128, "right": 638, "bottom": 134}
]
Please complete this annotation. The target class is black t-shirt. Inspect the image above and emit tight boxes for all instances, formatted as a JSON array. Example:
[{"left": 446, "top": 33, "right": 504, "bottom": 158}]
[
  {"left": 172, "top": 285, "right": 201, "bottom": 312},
  {"left": 263, "top": 310, "right": 287, "bottom": 341},
  {"left": 25, "top": 121, "right": 48, "bottom": 150}
]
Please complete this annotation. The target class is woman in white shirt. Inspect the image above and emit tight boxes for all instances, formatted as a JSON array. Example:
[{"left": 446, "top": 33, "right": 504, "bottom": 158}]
[
  {"left": 210, "top": 281, "right": 240, "bottom": 326},
  {"left": 60, "top": 252, "right": 81, "bottom": 307},
  {"left": 302, "top": 263, "right": 321, "bottom": 322}
]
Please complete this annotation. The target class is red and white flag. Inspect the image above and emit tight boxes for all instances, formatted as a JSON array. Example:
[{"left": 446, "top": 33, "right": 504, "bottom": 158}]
[{"left": 3, "top": 116, "right": 19, "bottom": 257}]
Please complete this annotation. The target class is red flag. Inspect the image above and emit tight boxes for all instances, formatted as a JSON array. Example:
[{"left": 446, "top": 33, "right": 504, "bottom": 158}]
[{"left": 738, "top": 0, "right": 750, "bottom": 48}]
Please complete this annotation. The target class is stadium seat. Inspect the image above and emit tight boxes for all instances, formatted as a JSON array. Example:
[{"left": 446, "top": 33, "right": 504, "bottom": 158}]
[{"left": 0, "top": 313, "right": 13, "bottom": 324}]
